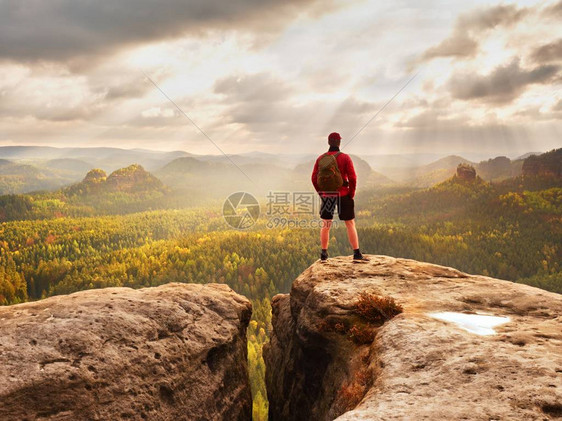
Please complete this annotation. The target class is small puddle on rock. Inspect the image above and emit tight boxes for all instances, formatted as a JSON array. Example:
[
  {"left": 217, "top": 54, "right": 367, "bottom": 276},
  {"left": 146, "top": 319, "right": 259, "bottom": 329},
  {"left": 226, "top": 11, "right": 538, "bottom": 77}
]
[{"left": 428, "top": 312, "right": 510, "bottom": 335}]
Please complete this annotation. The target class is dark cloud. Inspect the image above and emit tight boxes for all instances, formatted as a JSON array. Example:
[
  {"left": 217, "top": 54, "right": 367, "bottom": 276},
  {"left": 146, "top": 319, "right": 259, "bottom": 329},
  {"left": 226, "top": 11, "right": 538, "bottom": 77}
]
[
  {"left": 449, "top": 59, "right": 559, "bottom": 104},
  {"left": 420, "top": 5, "right": 527, "bottom": 61},
  {"left": 512, "top": 105, "right": 561, "bottom": 122},
  {"left": 0, "top": 99, "right": 102, "bottom": 122},
  {"left": 422, "top": 36, "right": 479, "bottom": 61},
  {"left": 389, "top": 121, "right": 548, "bottom": 156},
  {"left": 33, "top": 108, "right": 100, "bottom": 122},
  {"left": 457, "top": 4, "right": 527, "bottom": 31},
  {"left": 211, "top": 72, "right": 379, "bottom": 141},
  {"left": 531, "top": 39, "right": 562, "bottom": 63},
  {"left": 0, "top": 74, "right": 105, "bottom": 122},
  {"left": 0, "top": 99, "right": 103, "bottom": 122},
  {"left": 213, "top": 73, "right": 302, "bottom": 134},
  {"left": 104, "top": 80, "right": 151, "bottom": 100},
  {"left": 0, "top": 67, "right": 153, "bottom": 122},
  {"left": 0, "top": 0, "right": 324, "bottom": 63},
  {"left": 80, "top": 72, "right": 154, "bottom": 101},
  {"left": 321, "top": 97, "right": 380, "bottom": 136},
  {"left": 542, "top": 1, "right": 562, "bottom": 18}
]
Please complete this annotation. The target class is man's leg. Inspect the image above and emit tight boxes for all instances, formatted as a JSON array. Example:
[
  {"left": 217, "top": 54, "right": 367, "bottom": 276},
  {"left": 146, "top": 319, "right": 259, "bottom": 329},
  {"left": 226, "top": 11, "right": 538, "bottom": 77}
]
[
  {"left": 344, "top": 219, "right": 359, "bottom": 250},
  {"left": 339, "top": 195, "right": 359, "bottom": 250},
  {"left": 321, "top": 219, "right": 332, "bottom": 249},
  {"left": 319, "top": 195, "right": 336, "bottom": 261},
  {"left": 339, "top": 196, "right": 368, "bottom": 261}
]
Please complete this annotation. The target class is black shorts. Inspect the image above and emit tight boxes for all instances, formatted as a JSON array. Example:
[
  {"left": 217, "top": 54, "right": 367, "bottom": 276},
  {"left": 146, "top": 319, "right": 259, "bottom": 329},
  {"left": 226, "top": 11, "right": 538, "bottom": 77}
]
[{"left": 320, "top": 195, "right": 355, "bottom": 221}]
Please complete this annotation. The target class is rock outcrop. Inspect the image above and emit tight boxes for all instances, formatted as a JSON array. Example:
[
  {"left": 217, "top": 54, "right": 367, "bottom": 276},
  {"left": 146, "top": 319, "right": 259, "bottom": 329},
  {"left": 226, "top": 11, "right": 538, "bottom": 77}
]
[
  {"left": 456, "top": 163, "right": 476, "bottom": 181},
  {"left": 0, "top": 283, "right": 252, "bottom": 421},
  {"left": 105, "top": 164, "right": 164, "bottom": 192},
  {"left": 83, "top": 168, "right": 107, "bottom": 183},
  {"left": 265, "top": 255, "right": 562, "bottom": 421},
  {"left": 67, "top": 164, "right": 165, "bottom": 196}
]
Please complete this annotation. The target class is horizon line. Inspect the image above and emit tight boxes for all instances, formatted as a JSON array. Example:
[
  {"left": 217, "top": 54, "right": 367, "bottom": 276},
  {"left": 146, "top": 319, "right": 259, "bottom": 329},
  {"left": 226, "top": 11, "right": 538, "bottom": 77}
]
[{"left": 0, "top": 143, "right": 547, "bottom": 159}]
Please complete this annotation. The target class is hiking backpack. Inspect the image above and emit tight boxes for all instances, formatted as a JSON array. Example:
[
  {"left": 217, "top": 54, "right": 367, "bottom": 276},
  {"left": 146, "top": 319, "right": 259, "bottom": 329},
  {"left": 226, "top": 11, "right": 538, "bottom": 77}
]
[{"left": 317, "top": 152, "right": 343, "bottom": 192}]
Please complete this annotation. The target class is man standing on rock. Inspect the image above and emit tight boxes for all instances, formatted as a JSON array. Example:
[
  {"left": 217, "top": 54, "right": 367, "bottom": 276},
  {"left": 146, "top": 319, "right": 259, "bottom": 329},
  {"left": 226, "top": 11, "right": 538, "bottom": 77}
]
[{"left": 311, "top": 132, "right": 368, "bottom": 262}]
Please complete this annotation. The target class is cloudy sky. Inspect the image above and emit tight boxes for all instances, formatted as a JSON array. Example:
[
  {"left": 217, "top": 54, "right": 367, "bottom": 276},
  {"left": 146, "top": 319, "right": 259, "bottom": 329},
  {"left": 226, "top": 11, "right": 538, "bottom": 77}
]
[{"left": 0, "top": 0, "right": 561, "bottom": 157}]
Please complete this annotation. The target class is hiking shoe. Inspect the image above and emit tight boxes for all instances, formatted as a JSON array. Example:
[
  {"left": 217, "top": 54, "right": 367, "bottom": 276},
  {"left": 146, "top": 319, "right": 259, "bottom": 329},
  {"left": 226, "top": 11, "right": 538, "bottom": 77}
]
[
  {"left": 320, "top": 250, "right": 328, "bottom": 262},
  {"left": 353, "top": 252, "right": 369, "bottom": 261}
]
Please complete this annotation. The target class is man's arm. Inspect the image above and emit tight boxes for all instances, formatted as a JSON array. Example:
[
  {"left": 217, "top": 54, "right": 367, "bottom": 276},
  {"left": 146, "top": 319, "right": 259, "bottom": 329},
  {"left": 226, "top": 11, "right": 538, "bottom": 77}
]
[
  {"left": 347, "top": 155, "right": 357, "bottom": 198},
  {"left": 311, "top": 158, "right": 320, "bottom": 192}
]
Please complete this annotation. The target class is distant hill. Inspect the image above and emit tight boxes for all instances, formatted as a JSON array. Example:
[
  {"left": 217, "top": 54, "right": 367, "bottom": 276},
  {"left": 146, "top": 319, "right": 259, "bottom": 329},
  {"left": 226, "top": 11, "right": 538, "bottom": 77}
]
[
  {"left": 0, "top": 146, "right": 315, "bottom": 172},
  {"left": 2, "top": 146, "right": 555, "bottom": 195},
  {"left": 376, "top": 154, "right": 531, "bottom": 187},
  {"left": 0, "top": 164, "right": 169, "bottom": 221},
  {"left": 0, "top": 160, "right": 42, "bottom": 177},
  {"left": 294, "top": 154, "right": 394, "bottom": 188},
  {"left": 476, "top": 156, "right": 523, "bottom": 181},
  {"left": 522, "top": 148, "right": 561, "bottom": 178},
  {"left": 158, "top": 156, "right": 223, "bottom": 176},
  {"left": 157, "top": 153, "right": 395, "bottom": 200},
  {"left": 195, "top": 152, "right": 315, "bottom": 169},
  {"left": 0, "top": 159, "right": 72, "bottom": 194},
  {"left": 371, "top": 170, "right": 493, "bottom": 224},
  {"left": 374, "top": 151, "right": 562, "bottom": 225},
  {"left": 156, "top": 156, "right": 293, "bottom": 197},
  {"left": 66, "top": 164, "right": 166, "bottom": 196},
  {"left": 364, "top": 153, "right": 448, "bottom": 170},
  {"left": 0, "top": 146, "right": 190, "bottom": 172},
  {"left": 0, "top": 146, "right": 191, "bottom": 194},
  {"left": 516, "top": 152, "right": 544, "bottom": 160},
  {"left": 423, "top": 155, "right": 473, "bottom": 172},
  {"left": 43, "top": 158, "right": 93, "bottom": 173},
  {"left": 384, "top": 155, "right": 474, "bottom": 187}
]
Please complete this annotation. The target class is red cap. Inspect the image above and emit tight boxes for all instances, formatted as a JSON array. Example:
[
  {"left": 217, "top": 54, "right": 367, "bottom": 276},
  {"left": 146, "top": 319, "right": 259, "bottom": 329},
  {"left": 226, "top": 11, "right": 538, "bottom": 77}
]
[{"left": 328, "top": 132, "right": 341, "bottom": 142}]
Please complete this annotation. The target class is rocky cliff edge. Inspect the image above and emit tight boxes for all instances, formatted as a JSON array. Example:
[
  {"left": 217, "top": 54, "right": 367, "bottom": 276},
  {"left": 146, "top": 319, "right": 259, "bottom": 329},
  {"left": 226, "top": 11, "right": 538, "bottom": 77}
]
[
  {"left": 0, "top": 283, "right": 252, "bottom": 420},
  {"left": 265, "top": 255, "right": 562, "bottom": 420}
]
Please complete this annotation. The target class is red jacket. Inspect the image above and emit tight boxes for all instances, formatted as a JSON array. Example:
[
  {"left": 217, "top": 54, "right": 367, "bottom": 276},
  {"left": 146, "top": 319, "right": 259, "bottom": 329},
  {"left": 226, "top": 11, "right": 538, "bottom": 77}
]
[{"left": 311, "top": 150, "right": 357, "bottom": 198}]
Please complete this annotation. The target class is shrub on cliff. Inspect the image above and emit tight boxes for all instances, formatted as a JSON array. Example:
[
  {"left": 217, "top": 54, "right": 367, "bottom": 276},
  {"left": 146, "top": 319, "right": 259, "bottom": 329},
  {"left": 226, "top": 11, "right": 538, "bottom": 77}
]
[{"left": 355, "top": 292, "right": 403, "bottom": 324}]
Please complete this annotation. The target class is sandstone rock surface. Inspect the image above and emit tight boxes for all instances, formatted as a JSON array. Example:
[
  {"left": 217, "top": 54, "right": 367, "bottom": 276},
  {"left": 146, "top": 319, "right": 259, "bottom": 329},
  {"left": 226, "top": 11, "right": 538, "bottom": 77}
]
[
  {"left": 0, "top": 283, "right": 252, "bottom": 421},
  {"left": 265, "top": 255, "right": 562, "bottom": 421}
]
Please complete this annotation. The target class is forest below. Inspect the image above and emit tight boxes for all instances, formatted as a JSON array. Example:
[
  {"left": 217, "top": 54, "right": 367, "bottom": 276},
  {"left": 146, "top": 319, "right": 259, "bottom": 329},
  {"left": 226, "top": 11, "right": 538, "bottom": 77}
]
[{"left": 0, "top": 150, "right": 560, "bottom": 420}]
